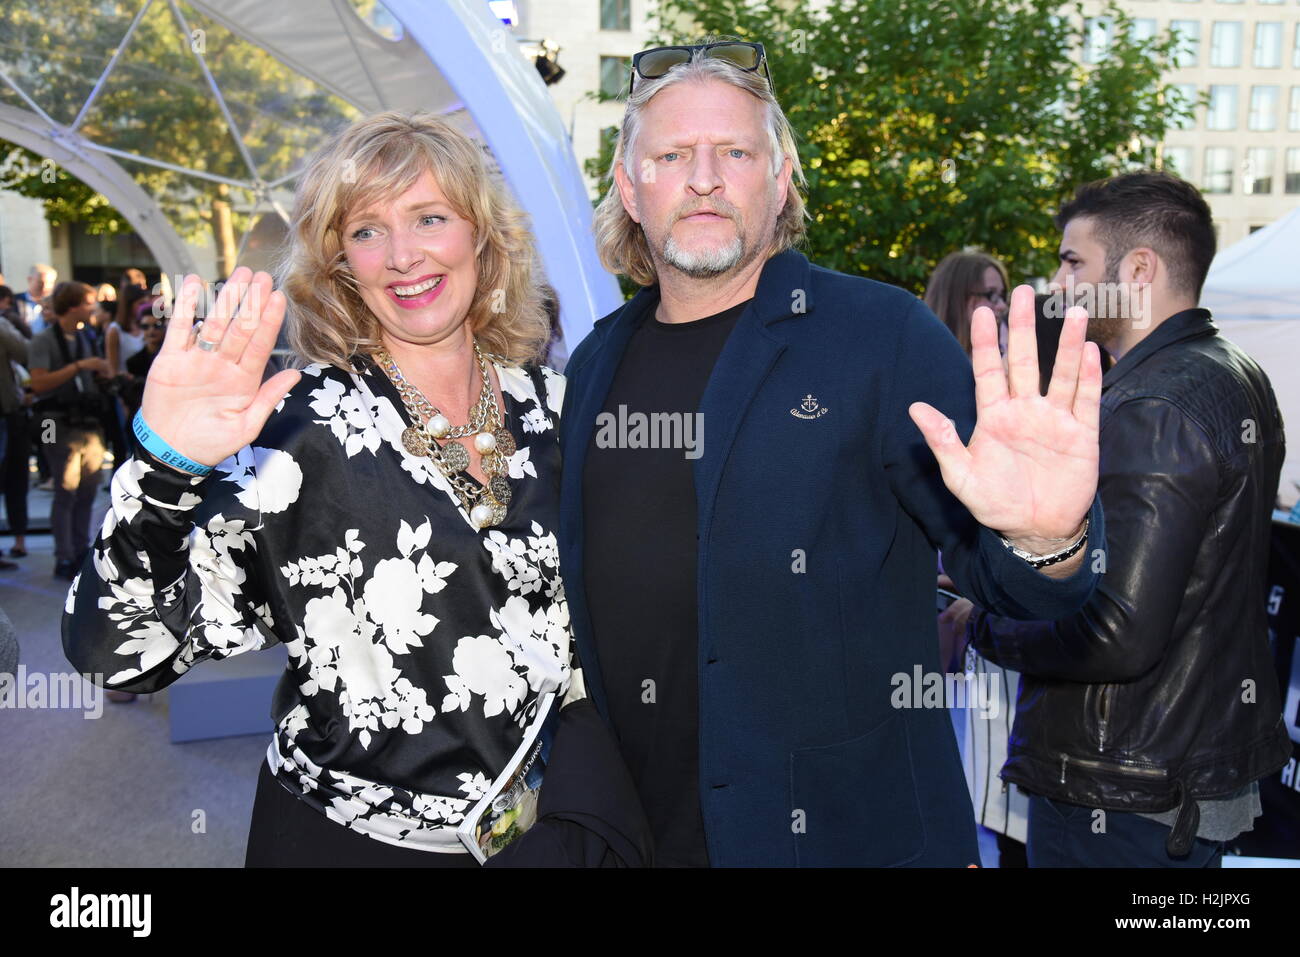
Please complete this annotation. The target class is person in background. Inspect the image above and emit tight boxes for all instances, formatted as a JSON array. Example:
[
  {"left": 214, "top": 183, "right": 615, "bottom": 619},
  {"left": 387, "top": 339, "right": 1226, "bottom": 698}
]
[
  {"left": 103, "top": 278, "right": 150, "bottom": 471},
  {"left": 87, "top": 282, "right": 117, "bottom": 354},
  {"left": 0, "top": 604, "right": 18, "bottom": 685},
  {"left": 106, "top": 277, "right": 148, "bottom": 377},
  {"left": 14, "top": 264, "right": 56, "bottom": 336},
  {"left": 32, "top": 291, "right": 58, "bottom": 490},
  {"left": 0, "top": 287, "right": 33, "bottom": 559},
  {"left": 926, "top": 250, "right": 1028, "bottom": 869},
  {"left": 0, "top": 286, "right": 31, "bottom": 340},
  {"left": 960, "top": 171, "right": 1292, "bottom": 867},
  {"left": 924, "top": 251, "right": 1010, "bottom": 356},
  {"left": 122, "top": 312, "right": 164, "bottom": 419},
  {"left": 26, "top": 281, "right": 112, "bottom": 579},
  {"left": 0, "top": 295, "right": 28, "bottom": 571}
]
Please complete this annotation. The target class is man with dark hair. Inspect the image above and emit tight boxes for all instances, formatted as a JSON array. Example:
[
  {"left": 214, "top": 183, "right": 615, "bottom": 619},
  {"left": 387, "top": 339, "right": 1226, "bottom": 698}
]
[
  {"left": 28, "top": 281, "right": 112, "bottom": 579},
  {"left": 955, "top": 170, "right": 1292, "bottom": 866}
]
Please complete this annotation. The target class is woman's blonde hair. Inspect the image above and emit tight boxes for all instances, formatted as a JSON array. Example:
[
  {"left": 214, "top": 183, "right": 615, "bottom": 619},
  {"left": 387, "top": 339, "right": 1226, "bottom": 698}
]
[
  {"left": 592, "top": 50, "right": 808, "bottom": 287},
  {"left": 279, "top": 111, "right": 550, "bottom": 369}
]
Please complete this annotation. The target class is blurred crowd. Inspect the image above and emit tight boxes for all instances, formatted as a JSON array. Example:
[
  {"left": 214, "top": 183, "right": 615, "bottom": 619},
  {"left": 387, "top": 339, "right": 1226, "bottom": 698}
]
[{"left": 0, "top": 264, "right": 166, "bottom": 579}]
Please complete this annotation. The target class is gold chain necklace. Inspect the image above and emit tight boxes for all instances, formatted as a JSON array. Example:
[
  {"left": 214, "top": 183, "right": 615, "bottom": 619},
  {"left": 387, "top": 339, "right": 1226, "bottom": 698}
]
[{"left": 373, "top": 340, "right": 516, "bottom": 528}]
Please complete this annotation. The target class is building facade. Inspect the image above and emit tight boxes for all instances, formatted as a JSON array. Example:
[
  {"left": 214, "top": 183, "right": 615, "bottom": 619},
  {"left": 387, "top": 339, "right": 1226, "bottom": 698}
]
[
  {"left": 510, "top": 0, "right": 657, "bottom": 199},
  {"left": 1084, "top": 0, "right": 1300, "bottom": 244}
]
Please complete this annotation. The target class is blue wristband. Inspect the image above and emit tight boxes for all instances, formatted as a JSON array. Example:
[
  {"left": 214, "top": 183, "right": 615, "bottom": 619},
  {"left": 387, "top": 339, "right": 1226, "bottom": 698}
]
[{"left": 132, "top": 411, "right": 214, "bottom": 476}]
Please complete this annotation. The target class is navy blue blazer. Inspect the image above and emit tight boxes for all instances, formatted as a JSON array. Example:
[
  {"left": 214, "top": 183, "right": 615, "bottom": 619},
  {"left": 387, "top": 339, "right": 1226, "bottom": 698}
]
[{"left": 558, "top": 249, "right": 1105, "bottom": 867}]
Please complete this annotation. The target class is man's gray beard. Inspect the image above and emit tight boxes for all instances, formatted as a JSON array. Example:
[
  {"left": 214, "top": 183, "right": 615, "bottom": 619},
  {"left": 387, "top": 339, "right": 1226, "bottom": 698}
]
[{"left": 661, "top": 234, "right": 744, "bottom": 278}]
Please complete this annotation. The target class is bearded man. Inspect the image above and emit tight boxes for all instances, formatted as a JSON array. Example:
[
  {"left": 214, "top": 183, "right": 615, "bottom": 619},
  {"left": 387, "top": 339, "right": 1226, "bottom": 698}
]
[
  {"left": 559, "top": 42, "right": 1107, "bottom": 866},
  {"left": 958, "top": 171, "right": 1292, "bottom": 867}
]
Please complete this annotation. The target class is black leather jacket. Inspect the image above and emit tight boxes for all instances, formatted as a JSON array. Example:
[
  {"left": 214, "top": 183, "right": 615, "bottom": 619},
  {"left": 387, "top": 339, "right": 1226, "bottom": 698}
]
[{"left": 969, "top": 308, "right": 1294, "bottom": 856}]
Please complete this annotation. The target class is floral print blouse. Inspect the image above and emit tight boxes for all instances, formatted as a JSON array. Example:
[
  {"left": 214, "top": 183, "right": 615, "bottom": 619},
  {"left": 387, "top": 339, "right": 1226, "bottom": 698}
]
[{"left": 63, "top": 354, "right": 576, "bottom": 852}]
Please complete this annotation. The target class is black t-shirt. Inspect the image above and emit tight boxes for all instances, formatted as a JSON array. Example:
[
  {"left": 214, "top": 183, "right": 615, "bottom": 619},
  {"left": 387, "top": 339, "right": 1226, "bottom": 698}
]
[{"left": 581, "top": 295, "right": 751, "bottom": 867}]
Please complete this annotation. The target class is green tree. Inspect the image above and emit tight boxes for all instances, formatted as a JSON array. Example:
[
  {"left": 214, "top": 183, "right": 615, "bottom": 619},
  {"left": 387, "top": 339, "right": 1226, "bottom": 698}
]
[
  {"left": 0, "top": 0, "right": 354, "bottom": 273},
  {"left": 588, "top": 0, "right": 1195, "bottom": 292}
]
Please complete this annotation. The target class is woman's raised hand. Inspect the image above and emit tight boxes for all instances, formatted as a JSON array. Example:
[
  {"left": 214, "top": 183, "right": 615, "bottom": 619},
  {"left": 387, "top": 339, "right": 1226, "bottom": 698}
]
[{"left": 140, "top": 268, "right": 301, "bottom": 468}]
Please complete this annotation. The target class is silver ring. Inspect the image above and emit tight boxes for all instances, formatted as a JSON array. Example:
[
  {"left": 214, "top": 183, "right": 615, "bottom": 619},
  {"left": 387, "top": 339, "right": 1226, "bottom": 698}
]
[{"left": 196, "top": 336, "right": 219, "bottom": 352}]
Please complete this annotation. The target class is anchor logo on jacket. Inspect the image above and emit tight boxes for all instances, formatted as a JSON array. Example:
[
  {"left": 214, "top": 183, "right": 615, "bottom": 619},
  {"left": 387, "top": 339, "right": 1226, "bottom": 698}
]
[{"left": 791, "top": 394, "right": 829, "bottom": 419}]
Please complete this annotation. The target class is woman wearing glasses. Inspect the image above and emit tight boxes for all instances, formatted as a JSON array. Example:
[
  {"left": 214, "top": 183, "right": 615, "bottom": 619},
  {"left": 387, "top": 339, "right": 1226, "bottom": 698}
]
[
  {"left": 924, "top": 251, "right": 1011, "bottom": 357},
  {"left": 924, "top": 251, "right": 1028, "bottom": 867},
  {"left": 122, "top": 307, "right": 164, "bottom": 419},
  {"left": 61, "top": 111, "right": 644, "bottom": 866}
]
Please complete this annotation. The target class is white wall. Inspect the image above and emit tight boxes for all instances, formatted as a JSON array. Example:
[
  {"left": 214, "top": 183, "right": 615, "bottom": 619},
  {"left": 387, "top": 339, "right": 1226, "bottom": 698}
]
[{"left": 0, "top": 188, "right": 54, "bottom": 290}]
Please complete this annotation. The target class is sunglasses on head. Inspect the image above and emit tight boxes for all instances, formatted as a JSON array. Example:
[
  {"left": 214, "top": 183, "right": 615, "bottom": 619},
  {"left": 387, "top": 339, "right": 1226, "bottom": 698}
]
[{"left": 629, "top": 41, "right": 772, "bottom": 96}]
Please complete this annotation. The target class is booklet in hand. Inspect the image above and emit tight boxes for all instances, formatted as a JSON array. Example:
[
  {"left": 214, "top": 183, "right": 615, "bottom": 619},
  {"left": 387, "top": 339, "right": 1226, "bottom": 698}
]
[{"left": 457, "top": 691, "right": 559, "bottom": 863}]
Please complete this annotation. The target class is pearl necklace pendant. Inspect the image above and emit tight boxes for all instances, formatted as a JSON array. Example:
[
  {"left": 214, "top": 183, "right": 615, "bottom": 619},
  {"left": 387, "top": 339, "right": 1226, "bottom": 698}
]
[
  {"left": 470, "top": 503, "right": 495, "bottom": 528},
  {"left": 473, "top": 430, "right": 496, "bottom": 454},
  {"left": 428, "top": 413, "right": 451, "bottom": 439}
]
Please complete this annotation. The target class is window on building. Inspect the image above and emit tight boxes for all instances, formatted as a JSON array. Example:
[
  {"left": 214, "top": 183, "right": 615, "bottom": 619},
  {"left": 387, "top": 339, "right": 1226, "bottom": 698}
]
[
  {"left": 599, "top": 56, "right": 628, "bottom": 97},
  {"left": 1163, "top": 146, "right": 1194, "bottom": 179},
  {"left": 1170, "top": 82, "right": 1199, "bottom": 129},
  {"left": 1083, "top": 17, "right": 1113, "bottom": 63},
  {"left": 1253, "top": 22, "right": 1282, "bottom": 67},
  {"left": 600, "top": 0, "right": 631, "bottom": 32},
  {"left": 1131, "top": 19, "right": 1157, "bottom": 43},
  {"left": 1294, "top": 24, "right": 1300, "bottom": 68},
  {"left": 1171, "top": 20, "right": 1201, "bottom": 67},
  {"left": 1249, "top": 86, "right": 1279, "bottom": 130},
  {"left": 1286, "top": 149, "right": 1300, "bottom": 194},
  {"left": 1209, "top": 21, "right": 1242, "bottom": 66},
  {"left": 1203, "top": 147, "right": 1234, "bottom": 193},
  {"left": 1245, "top": 147, "right": 1274, "bottom": 194},
  {"left": 1290, "top": 87, "right": 1300, "bottom": 131},
  {"left": 1206, "top": 85, "right": 1238, "bottom": 129}
]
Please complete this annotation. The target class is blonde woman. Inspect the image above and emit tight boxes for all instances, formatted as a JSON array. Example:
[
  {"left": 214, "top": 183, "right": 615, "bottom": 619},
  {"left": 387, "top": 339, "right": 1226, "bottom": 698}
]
[{"left": 63, "top": 112, "right": 614, "bottom": 866}]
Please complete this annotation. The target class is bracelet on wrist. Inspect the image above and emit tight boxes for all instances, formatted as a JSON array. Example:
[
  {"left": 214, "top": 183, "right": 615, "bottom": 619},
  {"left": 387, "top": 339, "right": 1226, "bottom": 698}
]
[
  {"left": 999, "top": 517, "right": 1089, "bottom": 569},
  {"left": 131, "top": 410, "right": 213, "bottom": 476}
]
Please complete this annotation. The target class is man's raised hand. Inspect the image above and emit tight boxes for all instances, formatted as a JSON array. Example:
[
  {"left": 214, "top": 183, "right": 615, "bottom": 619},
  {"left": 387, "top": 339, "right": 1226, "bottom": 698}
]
[{"left": 907, "top": 284, "right": 1101, "bottom": 552}]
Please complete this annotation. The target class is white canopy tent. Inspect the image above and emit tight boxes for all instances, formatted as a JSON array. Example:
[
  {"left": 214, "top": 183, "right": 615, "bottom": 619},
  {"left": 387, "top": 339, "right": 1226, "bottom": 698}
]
[
  {"left": 0, "top": 0, "right": 618, "bottom": 355},
  {"left": 1202, "top": 206, "right": 1300, "bottom": 508}
]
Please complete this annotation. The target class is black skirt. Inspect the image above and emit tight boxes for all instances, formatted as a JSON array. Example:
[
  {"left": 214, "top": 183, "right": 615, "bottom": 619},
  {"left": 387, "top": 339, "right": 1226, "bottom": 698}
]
[{"left": 244, "top": 760, "right": 479, "bottom": 868}]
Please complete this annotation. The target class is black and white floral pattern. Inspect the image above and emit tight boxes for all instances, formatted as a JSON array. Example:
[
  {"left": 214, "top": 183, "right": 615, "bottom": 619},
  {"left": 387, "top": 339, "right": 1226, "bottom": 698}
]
[{"left": 63, "top": 354, "right": 575, "bottom": 852}]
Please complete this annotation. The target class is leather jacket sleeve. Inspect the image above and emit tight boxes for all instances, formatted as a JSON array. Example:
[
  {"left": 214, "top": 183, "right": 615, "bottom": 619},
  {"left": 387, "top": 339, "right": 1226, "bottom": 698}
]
[{"left": 969, "top": 397, "right": 1218, "bottom": 681}]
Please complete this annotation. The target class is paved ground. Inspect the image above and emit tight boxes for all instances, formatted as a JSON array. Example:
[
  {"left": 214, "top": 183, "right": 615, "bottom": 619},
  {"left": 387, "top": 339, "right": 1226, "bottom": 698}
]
[{"left": 0, "top": 473, "right": 265, "bottom": 867}]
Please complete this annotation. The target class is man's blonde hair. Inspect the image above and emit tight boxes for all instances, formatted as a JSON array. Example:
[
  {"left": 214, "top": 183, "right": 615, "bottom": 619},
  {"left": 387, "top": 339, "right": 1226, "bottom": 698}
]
[
  {"left": 279, "top": 111, "right": 550, "bottom": 369},
  {"left": 592, "top": 51, "right": 808, "bottom": 287}
]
